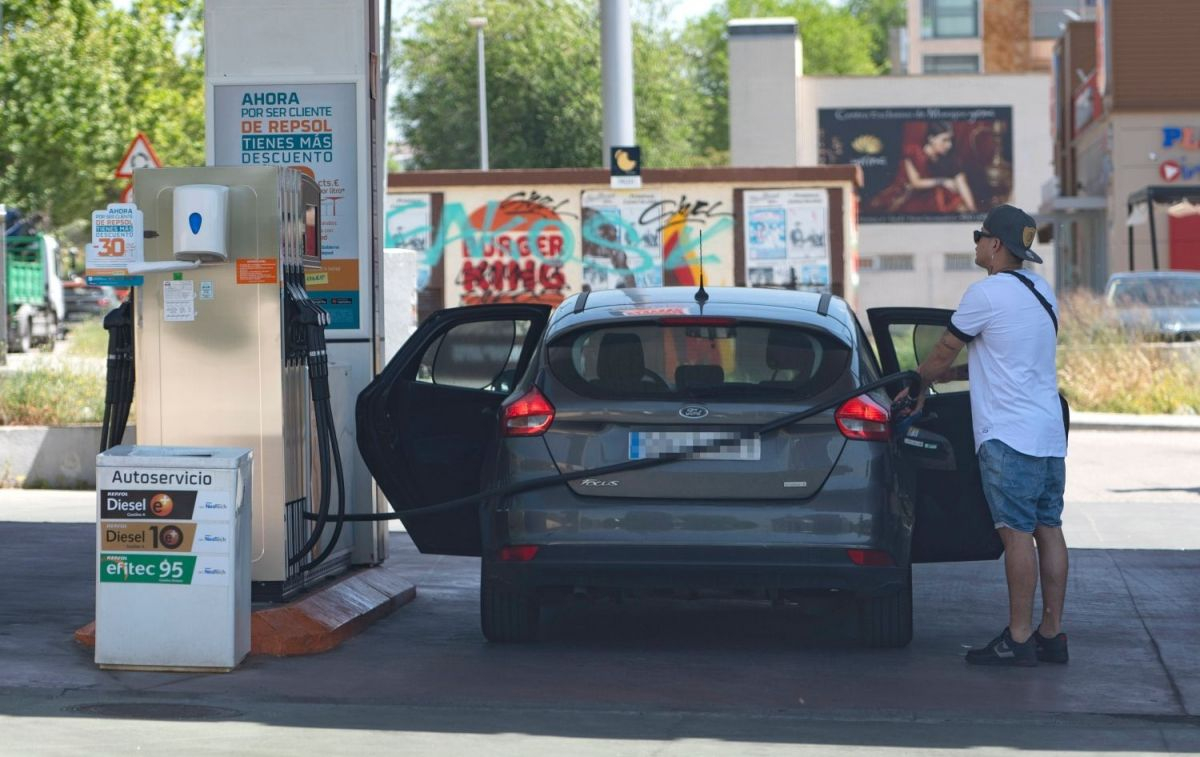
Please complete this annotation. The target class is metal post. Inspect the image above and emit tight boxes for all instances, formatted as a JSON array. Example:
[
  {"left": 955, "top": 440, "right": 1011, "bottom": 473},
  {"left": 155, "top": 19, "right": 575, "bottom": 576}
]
[
  {"left": 1147, "top": 196, "right": 1160, "bottom": 271},
  {"left": 0, "top": 204, "right": 7, "bottom": 362},
  {"left": 1127, "top": 202, "right": 1134, "bottom": 271},
  {"left": 468, "top": 17, "right": 489, "bottom": 171},
  {"left": 600, "top": 0, "right": 635, "bottom": 167}
]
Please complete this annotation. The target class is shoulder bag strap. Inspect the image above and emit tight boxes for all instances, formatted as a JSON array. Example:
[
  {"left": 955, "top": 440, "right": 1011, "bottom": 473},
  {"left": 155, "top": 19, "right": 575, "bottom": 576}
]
[
  {"left": 1001, "top": 270, "right": 1058, "bottom": 334},
  {"left": 1000, "top": 271, "right": 1069, "bottom": 441}
]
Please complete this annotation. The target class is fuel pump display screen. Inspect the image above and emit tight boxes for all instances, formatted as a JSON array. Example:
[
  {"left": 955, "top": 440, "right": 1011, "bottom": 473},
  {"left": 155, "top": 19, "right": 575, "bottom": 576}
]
[{"left": 305, "top": 205, "right": 319, "bottom": 262}]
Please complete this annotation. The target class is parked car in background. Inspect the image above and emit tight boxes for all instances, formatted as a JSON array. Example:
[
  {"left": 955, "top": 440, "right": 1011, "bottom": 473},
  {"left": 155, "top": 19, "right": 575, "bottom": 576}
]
[
  {"left": 359, "top": 287, "right": 1004, "bottom": 648},
  {"left": 1104, "top": 271, "right": 1200, "bottom": 341},
  {"left": 63, "top": 280, "right": 118, "bottom": 322}
]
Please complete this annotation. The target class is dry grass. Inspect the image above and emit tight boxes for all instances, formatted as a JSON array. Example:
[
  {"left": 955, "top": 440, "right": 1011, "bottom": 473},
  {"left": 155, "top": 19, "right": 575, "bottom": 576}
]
[
  {"left": 1057, "top": 291, "right": 1200, "bottom": 414},
  {"left": 0, "top": 362, "right": 106, "bottom": 425}
]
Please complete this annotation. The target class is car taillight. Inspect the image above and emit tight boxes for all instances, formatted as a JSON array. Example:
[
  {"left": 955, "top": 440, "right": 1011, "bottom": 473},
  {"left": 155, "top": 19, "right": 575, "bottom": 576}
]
[
  {"left": 499, "top": 545, "right": 539, "bottom": 562},
  {"left": 846, "top": 549, "right": 894, "bottom": 567},
  {"left": 835, "top": 395, "right": 890, "bottom": 442},
  {"left": 501, "top": 386, "right": 555, "bottom": 437}
]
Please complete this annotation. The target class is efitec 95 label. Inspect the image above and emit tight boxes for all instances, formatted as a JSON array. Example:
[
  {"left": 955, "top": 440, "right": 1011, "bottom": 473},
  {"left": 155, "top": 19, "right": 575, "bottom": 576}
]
[{"left": 100, "top": 554, "right": 197, "bottom": 584}]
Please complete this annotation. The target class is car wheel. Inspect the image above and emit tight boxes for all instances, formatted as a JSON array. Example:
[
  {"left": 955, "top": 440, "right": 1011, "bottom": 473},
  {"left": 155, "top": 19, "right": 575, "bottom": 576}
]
[
  {"left": 13, "top": 316, "right": 32, "bottom": 353},
  {"left": 857, "top": 567, "right": 913, "bottom": 649},
  {"left": 480, "top": 569, "right": 540, "bottom": 643}
]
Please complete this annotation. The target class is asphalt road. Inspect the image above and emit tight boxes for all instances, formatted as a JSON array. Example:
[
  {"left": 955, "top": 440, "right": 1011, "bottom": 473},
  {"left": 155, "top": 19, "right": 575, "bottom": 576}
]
[{"left": 1, "top": 429, "right": 1198, "bottom": 755}]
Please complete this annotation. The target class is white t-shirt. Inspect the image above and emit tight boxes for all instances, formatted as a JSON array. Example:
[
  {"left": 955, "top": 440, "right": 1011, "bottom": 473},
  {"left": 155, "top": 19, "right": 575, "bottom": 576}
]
[{"left": 948, "top": 270, "right": 1067, "bottom": 458}]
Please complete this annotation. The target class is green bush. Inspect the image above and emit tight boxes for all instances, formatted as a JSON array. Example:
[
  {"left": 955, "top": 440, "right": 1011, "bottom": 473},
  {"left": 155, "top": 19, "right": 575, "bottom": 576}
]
[{"left": 0, "top": 362, "right": 106, "bottom": 425}]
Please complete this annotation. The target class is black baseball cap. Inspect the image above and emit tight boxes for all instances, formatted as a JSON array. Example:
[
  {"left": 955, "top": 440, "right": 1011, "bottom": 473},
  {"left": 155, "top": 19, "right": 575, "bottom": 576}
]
[{"left": 982, "top": 204, "right": 1043, "bottom": 264}]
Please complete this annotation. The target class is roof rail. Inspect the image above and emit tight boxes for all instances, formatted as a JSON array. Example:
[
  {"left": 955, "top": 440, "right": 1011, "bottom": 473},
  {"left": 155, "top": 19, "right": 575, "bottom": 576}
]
[
  {"left": 817, "top": 292, "right": 832, "bottom": 316},
  {"left": 572, "top": 289, "right": 590, "bottom": 314}
]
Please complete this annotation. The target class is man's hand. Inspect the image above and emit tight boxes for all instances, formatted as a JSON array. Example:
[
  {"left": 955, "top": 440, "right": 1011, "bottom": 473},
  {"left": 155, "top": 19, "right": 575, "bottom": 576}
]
[{"left": 892, "top": 385, "right": 926, "bottom": 417}]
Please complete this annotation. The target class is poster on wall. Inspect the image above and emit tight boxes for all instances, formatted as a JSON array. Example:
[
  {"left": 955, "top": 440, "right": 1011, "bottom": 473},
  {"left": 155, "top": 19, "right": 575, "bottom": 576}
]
[
  {"left": 580, "top": 191, "right": 662, "bottom": 291},
  {"left": 818, "top": 106, "right": 1013, "bottom": 224},
  {"left": 743, "top": 189, "right": 830, "bottom": 290},
  {"left": 212, "top": 83, "right": 361, "bottom": 329},
  {"left": 384, "top": 193, "right": 433, "bottom": 289},
  {"left": 455, "top": 195, "right": 573, "bottom": 307}
]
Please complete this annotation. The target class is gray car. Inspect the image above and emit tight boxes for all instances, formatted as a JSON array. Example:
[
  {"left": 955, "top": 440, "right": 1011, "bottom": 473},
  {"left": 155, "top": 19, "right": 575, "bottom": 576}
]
[
  {"left": 1105, "top": 271, "right": 1200, "bottom": 340},
  {"left": 358, "top": 287, "right": 1004, "bottom": 648}
]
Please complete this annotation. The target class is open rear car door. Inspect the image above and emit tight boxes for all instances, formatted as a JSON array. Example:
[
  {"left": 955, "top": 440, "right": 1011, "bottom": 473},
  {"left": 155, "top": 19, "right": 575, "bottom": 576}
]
[
  {"left": 868, "top": 307, "right": 1003, "bottom": 563},
  {"left": 357, "top": 304, "right": 551, "bottom": 555}
]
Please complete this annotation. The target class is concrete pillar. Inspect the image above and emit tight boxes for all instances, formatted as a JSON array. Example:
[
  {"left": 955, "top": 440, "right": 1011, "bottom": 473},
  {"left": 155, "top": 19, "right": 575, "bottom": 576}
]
[{"left": 728, "top": 18, "right": 803, "bottom": 167}]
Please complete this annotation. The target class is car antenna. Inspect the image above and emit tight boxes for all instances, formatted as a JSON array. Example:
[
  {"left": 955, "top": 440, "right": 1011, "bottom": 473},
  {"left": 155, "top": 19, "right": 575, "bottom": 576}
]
[{"left": 694, "top": 229, "right": 709, "bottom": 306}]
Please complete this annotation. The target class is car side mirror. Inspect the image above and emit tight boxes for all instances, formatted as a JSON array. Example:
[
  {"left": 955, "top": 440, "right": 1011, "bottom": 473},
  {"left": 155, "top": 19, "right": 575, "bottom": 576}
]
[{"left": 896, "top": 426, "right": 957, "bottom": 471}]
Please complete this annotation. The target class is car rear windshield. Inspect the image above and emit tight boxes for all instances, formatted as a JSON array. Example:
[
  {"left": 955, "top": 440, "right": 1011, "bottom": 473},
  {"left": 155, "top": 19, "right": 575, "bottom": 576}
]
[{"left": 547, "top": 320, "right": 852, "bottom": 400}]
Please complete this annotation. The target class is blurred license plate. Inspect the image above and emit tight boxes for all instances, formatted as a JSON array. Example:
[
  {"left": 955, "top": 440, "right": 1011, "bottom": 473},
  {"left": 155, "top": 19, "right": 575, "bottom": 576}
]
[{"left": 628, "top": 431, "right": 761, "bottom": 461}]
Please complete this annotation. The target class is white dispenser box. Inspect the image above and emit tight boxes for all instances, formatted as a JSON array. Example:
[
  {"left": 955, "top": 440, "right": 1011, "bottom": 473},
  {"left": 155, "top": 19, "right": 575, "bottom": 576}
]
[
  {"left": 95, "top": 445, "right": 252, "bottom": 672},
  {"left": 172, "top": 184, "right": 230, "bottom": 262}
]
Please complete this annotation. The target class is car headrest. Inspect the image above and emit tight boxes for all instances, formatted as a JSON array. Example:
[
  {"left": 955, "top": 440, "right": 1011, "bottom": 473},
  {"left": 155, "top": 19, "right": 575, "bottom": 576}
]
[
  {"left": 596, "top": 332, "right": 646, "bottom": 384},
  {"left": 766, "top": 328, "right": 816, "bottom": 374},
  {"left": 675, "top": 364, "right": 724, "bottom": 390}
]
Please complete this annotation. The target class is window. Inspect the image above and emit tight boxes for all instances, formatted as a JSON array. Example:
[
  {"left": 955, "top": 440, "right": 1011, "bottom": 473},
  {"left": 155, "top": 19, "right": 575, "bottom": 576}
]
[
  {"left": 548, "top": 322, "right": 852, "bottom": 401},
  {"left": 923, "top": 54, "right": 980, "bottom": 74},
  {"left": 878, "top": 254, "right": 915, "bottom": 272},
  {"left": 416, "top": 319, "right": 530, "bottom": 393},
  {"left": 888, "top": 323, "right": 969, "bottom": 394},
  {"left": 922, "top": 0, "right": 979, "bottom": 38},
  {"left": 944, "top": 253, "right": 975, "bottom": 271}
]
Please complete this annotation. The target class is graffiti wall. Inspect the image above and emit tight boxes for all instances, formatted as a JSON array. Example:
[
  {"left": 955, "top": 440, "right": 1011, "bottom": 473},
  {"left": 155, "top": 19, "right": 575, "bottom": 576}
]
[{"left": 384, "top": 184, "right": 739, "bottom": 308}]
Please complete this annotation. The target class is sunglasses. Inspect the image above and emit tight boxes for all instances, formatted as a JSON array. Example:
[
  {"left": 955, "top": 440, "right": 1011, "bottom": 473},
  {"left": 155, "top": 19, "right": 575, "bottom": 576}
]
[{"left": 973, "top": 230, "right": 997, "bottom": 243}]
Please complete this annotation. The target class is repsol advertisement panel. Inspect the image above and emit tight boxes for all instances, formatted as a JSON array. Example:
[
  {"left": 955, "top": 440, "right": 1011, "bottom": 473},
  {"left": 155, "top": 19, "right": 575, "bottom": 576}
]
[{"left": 818, "top": 106, "right": 1014, "bottom": 224}]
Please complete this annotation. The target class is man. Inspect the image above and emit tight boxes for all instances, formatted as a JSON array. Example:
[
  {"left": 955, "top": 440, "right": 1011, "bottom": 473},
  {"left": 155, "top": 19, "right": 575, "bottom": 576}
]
[{"left": 899, "top": 204, "right": 1069, "bottom": 667}]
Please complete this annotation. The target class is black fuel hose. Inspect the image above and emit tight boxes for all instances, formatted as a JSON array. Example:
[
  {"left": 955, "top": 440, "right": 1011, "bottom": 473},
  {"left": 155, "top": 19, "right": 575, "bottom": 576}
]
[
  {"left": 303, "top": 399, "right": 347, "bottom": 568},
  {"left": 100, "top": 294, "right": 135, "bottom": 453},
  {"left": 315, "top": 369, "right": 921, "bottom": 524}
]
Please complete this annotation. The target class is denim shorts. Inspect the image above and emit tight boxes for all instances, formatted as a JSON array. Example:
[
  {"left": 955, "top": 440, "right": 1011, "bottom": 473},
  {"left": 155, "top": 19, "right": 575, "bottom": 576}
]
[{"left": 977, "top": 439, "right": 1066, "bottom": 533}]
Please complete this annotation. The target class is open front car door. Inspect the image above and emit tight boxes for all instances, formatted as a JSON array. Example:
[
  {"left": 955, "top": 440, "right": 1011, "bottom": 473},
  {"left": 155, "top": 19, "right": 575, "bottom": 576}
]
[
  {"left": 868, "top": 307, "right": 1003, "bottom": 563},
  {"left": 357, "top": 304, "right": 551, "bottom": 556}
]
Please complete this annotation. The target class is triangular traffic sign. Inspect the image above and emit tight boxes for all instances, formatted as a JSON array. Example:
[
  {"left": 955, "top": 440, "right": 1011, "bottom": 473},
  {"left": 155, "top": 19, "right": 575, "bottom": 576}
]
[{"left": 115, "top": 133, "right": 162, "bottom": 178}]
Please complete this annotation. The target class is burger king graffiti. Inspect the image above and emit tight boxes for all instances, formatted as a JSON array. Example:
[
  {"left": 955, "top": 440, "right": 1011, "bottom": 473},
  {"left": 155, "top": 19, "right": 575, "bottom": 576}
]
[{"left": 458, "top": 197, "right": 572, "bottom": 305}]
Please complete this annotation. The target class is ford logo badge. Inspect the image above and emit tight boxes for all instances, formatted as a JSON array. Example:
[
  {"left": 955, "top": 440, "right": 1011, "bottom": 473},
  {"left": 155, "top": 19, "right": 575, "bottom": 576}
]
[{"left": 679, "top": 406, "right": 709, "bottom": 419}]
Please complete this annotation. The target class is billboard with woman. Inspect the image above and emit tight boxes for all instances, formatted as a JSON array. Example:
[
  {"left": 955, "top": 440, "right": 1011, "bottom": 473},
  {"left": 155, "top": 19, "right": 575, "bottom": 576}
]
[{"left": 819, "top": 107, "right": 1014, "bottom": 224}]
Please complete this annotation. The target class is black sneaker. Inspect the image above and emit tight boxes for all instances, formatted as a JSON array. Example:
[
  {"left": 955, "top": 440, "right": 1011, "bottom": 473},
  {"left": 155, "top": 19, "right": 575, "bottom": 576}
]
[
  {"left": 965, "top": 627, "right": 1038, "bottom": 667},
  {"left": 1033, "top": 629, "right": 1069, "bottom": 663}
]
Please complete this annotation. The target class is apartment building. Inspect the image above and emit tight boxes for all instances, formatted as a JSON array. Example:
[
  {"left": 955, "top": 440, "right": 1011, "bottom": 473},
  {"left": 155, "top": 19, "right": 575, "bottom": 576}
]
[
  {"left": 899, "top": 0, "right": 1089, "bottom": 75},
  {"left": 1042, "top": 0, "right": 1200, "bottom": 291}
]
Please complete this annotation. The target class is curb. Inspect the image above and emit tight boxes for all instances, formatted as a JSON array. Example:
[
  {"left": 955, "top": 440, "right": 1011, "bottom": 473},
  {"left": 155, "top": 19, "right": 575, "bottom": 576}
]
[
  {"left": 1070, "top": 412, "right": 1200, "bottom": 432},
  {"left": 75, "top": 560, "right": 416, "bottom": 658}
]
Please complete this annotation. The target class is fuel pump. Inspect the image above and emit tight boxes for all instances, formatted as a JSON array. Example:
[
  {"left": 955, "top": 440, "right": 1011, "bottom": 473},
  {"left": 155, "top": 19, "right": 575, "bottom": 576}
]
[{"left": 114, "top": 166, "right": 356, "bottom": 601}]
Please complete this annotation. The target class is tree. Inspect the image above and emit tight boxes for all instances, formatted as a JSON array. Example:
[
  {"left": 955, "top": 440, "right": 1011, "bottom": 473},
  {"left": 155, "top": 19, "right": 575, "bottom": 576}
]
[
  {"left": 393, "top": 0, "right": 714, "bottom": 170},
  {"left": 0, "top": 0, "right": 203, "bottom": 234},
  {"left": 682, "top": 0, "right": 881, "bottom": 159},
  {"left": 846, "top": 0, "right": 907, "bottom": 72}
]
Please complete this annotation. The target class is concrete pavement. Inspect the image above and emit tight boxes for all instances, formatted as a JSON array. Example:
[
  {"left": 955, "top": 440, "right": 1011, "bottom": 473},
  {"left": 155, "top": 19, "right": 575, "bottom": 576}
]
[{"left": 0, "top": 429, "right": 1198, "bottom": 754}]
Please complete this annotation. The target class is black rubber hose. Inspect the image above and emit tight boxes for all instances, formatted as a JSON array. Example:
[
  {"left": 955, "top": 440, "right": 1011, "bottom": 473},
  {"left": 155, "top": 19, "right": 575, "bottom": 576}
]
[
  {"left": 289, "top": 390, "right": 333, "bottom": 566},
  {"left": 316, "top": 369, "right": 922, "bottom": 523},
  {"left": 300, "top": 399, "right": 347, "bottom": 571}
]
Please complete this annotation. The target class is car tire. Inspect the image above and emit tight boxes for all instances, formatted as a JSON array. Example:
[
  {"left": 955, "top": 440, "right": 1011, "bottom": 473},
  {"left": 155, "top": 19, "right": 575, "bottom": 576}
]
[
  {"left": 13, "top": 316, "right": 32, "bottom": 353},
  {"left": 480, "top": 570, "right": 540, "bottom": 643},
  {"left": 857, "top": 568, "right": 913, "bottom": 649}
]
